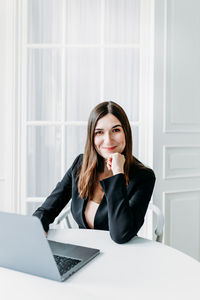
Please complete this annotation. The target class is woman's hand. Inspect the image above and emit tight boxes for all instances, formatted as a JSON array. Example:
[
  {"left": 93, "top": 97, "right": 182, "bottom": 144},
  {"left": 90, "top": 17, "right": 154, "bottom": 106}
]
[{"left": 106, "top": 153, "right": 125, "bottom": 175}]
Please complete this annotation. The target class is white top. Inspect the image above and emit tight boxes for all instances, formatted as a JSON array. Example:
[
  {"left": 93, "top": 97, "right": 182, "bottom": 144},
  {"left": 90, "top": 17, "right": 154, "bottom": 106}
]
[
  {"left": 84, "top": 201, "right": 99, "bottom": 229},
  {"left": 1, "top": 229, "right": 200, "bottom": 300}
]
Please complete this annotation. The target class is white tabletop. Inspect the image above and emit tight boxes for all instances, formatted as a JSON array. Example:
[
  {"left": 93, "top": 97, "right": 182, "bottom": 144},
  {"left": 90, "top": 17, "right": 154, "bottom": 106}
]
[{"left": 1, "top": 229, "right": 200, "bottom": 300}]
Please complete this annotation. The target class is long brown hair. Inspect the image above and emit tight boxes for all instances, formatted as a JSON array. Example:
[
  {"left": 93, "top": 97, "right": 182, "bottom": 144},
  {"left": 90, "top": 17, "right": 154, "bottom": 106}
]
[{"left": 78, "top": 101, "right": 143, "bottom": 200}]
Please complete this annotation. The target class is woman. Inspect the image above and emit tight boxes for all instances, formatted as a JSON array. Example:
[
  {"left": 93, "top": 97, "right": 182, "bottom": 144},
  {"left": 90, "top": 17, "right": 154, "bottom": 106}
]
[{"left": 33, "top": 101, "right": 156, "bottom": 244}]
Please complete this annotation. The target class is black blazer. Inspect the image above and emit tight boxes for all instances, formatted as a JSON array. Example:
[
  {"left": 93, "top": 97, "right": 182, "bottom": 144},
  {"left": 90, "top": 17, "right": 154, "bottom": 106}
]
[{"left": 33, "top": 154, "right": 156, "bottom": 244}]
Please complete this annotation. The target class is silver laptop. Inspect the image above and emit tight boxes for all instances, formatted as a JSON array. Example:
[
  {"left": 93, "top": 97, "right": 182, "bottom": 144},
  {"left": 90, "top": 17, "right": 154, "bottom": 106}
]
[{"left": 0, "top": 211, "right": 100, "bottom": 282}]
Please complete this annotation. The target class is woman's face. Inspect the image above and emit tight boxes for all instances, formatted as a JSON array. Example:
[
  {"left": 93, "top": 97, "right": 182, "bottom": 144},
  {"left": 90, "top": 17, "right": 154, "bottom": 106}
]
[{"left": 94, "top": 113, "right": 126, "bottom": 160}]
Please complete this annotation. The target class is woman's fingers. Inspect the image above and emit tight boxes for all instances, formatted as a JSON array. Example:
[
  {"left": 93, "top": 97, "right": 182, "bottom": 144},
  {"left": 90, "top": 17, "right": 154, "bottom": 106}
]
[
  {"left": 106, "top": 157, "right": 112, "bottom": 170},
  {"left": 108, "top": 153, "right": 125, "bottom": 174}
]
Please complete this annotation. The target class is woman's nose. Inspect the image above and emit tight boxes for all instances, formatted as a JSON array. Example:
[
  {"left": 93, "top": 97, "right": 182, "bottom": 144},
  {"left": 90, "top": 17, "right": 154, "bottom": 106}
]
[{"left": 104, "top": 132, "right": 112, "bottom": 143}]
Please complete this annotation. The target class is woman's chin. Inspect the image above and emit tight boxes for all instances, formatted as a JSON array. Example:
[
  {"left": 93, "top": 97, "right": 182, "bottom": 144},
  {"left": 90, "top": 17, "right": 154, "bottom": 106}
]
[{"left": 100, "top": 153, "right": 110, "bottom": 160}]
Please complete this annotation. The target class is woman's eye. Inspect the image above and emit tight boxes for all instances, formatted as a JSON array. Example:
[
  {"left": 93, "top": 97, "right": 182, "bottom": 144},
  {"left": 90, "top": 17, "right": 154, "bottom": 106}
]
[
  {"left": 113, "top": 128, "right": 120, "bottom": 133},
  {"left": 95, "top": 131, "right": 103, "bottom": 136}
]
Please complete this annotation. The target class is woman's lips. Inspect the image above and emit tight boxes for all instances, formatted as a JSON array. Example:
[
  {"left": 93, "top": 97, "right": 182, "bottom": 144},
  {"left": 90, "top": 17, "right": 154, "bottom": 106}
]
[{"left": 103, "top": 146, "right": 117, "bottom": 151}]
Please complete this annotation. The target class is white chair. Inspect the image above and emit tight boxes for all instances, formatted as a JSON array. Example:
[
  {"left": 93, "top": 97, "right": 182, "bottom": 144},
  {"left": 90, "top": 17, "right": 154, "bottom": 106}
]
[
  {"left": 54, "top": 201, "right": 164, "bottom": 242},
  {"left": 148, "top": 203, "right": 164, "bottom": 242}
]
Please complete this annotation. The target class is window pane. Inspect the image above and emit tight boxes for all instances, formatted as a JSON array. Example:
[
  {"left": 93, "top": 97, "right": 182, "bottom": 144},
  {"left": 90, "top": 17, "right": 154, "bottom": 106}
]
[
  {"left": 27, "top": 49, "right": 62, "bottom": 121},
  {"left": 66, "top": 0, "right": 101, "bottom": 44},
  {"left": 131, "top": 126, "right": 139, "bottom": 158},
  {"left": 65, "top": 125, "right": 87, "bottom": 167},
  {"left": 104, "top": 48, "right": 139, "bottom": 122},
  {"left": 27, "top": 126, "right": 61, "bottom": 197},
  {"left": 65, "top": 48, "right": 101, "bottom": 121},
  {"left": 26, "top": 201, "right": 43, "bottom": 216},
  {"left": 104, "top": 0, "right": 140, "bottom": 44},
  {"left": 27, "top": 0, "right": 63, "bottom": 43}
]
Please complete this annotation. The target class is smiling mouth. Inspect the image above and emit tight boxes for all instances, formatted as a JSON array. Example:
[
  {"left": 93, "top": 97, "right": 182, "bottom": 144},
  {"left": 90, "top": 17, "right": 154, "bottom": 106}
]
[{"left": 103, "top": 146, "right": 117, "bottom": 151}]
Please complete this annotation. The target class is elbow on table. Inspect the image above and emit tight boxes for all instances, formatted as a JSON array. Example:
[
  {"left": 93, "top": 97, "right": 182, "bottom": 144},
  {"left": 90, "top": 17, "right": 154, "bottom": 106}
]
[{"left": 110, "top": 231, "right": 137, "bottom": 244}]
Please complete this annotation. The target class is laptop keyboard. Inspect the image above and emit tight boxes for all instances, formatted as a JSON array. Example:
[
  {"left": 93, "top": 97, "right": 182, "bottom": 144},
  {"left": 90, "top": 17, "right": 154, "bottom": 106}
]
[{"left": 53, "top": 255, "right": 81, "bottom": 276}]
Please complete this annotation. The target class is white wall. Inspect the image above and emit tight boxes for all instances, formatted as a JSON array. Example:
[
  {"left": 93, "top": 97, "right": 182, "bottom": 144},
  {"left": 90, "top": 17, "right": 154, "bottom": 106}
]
[
  {"left": 0, "top": 0, "right": 7, "bottom": 211},
  {"left": 154, "top": 0, "right": 200, "bottom": 260},
  {"left": 0, "top": 0, "right": 15, "bottom": 213}
]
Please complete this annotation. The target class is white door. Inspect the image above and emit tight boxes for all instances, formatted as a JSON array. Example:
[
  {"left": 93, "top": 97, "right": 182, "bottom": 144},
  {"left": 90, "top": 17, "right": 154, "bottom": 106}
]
[{"left": 154, "top": 0, "right": 200, "bottom": 260}]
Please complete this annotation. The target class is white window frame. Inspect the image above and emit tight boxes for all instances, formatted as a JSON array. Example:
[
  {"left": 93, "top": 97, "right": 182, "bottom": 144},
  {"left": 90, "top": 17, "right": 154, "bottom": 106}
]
[{"left": 7, "top": 0, "right": 155, "bottom": 237}]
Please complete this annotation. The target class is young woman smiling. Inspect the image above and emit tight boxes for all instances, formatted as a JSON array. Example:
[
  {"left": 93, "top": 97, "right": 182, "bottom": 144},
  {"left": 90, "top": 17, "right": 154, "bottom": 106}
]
[{"left": 33, "top": 101, "right": 156, "bottom": 244}]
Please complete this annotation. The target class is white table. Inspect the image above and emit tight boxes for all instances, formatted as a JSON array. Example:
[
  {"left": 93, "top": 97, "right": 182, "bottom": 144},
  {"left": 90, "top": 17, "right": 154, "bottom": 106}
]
[{"left": 1, "top": 229, "right": 200, "bottom": 300}]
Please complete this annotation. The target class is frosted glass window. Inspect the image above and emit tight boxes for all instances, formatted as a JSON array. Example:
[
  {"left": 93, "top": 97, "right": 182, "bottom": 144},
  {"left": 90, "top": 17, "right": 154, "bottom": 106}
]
[
  {"left": 26, "top": 201, "right": 43, "bottom": 216},
  {"left": 65, "top": 125, "right": 87, "bottom": 167},
  {"left": 27, "top": 0, "right": 63, "bottom": 43},
  {"left": 66, "top": 0, "right": 101, "bottom": 44},
  {"left": 27, "top": 49, "right": 62, "bottom": 121},
  {"left": 27, "top": 126, "right": 61, "bottom": 197},
  {"left": 131, "top": 126, "right": 139, "bottom": 158},
  {"left": 23, "top": 0, "right": 148, "bottom": 214},
  {"left": 104, "top": 0, "right": 140, "bottom": 44},
  {"left": 65, "top": 48, "right": 101, "bottom": 121},
  {"left": 104, "top": 48, "right": 139, "bottom": 122}
]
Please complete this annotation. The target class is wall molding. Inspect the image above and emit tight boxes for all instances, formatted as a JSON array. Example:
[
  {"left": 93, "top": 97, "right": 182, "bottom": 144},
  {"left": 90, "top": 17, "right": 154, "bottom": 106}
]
[
  {"left": 163, "top": 189, "right": 200, "bottom": 260},
  {"left": 163, "top": 0, "right": 200, "bottom": 133},
  {"left": 163, "top": 145, "right": 200, "bottom": 179}
]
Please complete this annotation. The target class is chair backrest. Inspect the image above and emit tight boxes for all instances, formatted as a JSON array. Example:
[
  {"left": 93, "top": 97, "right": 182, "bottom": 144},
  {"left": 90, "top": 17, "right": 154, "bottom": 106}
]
[
  {"left": 149, "top": 203, "right": 164, "bottom": 242},
  {"left": 138, "top": 203, "right": 164, "bottom": 242},
  {"left": 53, "top": 201, "right": 164, "bottom": 242}
]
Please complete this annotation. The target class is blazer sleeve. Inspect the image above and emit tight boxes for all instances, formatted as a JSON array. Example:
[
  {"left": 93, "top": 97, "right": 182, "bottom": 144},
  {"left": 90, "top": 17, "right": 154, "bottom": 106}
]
[
  {"left": 100, "top": 169, "right": 156, "bottom": 244},
  {"left": 33, "top": 154, "right": 81, "bottom": 232}
]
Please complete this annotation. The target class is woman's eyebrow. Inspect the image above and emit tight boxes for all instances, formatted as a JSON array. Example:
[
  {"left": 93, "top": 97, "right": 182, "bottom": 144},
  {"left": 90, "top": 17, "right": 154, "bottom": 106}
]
[
  {"left": 112, "top": 124, "right": 122, "bottom": 129},
  {"left": 95, "top": 124, "right": 122, "bottom": 130}
]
